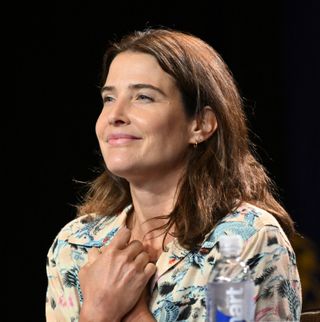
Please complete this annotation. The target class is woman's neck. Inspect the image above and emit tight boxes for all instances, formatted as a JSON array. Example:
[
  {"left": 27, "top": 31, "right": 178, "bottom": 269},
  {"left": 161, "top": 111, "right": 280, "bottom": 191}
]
[
  {"left": 128, "top": 181, "right": 178, "bottom": 233},
  {"left": 126, "top": 179, "right": 179, "bottom": 256}
]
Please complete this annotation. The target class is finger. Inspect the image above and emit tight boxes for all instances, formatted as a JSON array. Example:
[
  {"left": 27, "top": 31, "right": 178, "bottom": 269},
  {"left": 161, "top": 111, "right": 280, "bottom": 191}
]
[
  {"left": 109, "top": 226, "right": 132, "bottom": 250},
  {"left": 124, "top": 240, "right": 144, "bottom": 261},
  {"left": 134, "top": 251, "right": 150, "bottom": 270},
  {"left": 144, "top": 262, "right": 157, "bottom": 280}
]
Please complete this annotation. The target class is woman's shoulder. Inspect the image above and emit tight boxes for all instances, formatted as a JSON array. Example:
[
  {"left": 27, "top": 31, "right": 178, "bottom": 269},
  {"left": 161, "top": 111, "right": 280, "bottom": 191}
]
[
  {"left": 208, "top": 202, "right": 288, "bottom": 244},
  {"left": 50, "top": 209, "right": 128, "bottom": 249},
  {"left": 46, "top": 211, "right": 127, "bottom": 264},
  {"left": 53, "top": 213, "right": 106, "bottom": 241},
  {"left": 225, "top": 202, "right": 283, "bottom": 228}
]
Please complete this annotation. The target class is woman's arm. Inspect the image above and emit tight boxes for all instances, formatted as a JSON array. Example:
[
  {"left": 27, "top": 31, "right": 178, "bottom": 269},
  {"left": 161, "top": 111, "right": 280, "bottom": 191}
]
[
  {"left": 46, "top": 238, "right": 82, "bottom": 321},
  {"left": 241, "top": 226, "right": 302, "bottom": 321},
  {"left": 122, "top": 286, "right": 156, "bottom": 322}
]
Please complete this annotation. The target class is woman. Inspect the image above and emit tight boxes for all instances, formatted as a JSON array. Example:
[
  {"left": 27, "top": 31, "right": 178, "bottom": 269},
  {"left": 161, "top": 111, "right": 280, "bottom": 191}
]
[{"left": 46, "top": 28, "right": 301, "bottom": 321}]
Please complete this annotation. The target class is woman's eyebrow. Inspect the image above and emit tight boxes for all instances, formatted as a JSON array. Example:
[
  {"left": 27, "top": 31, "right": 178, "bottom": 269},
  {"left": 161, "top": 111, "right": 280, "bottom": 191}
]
[
  {"left": 100, "top": 85, "right": 115, "bottom": 95},
  {"left": 128, "top": 83, "right": 166, "bottom": 96},
  {"left": 100, "top": 83, "right": 166, "bottom": 96}
]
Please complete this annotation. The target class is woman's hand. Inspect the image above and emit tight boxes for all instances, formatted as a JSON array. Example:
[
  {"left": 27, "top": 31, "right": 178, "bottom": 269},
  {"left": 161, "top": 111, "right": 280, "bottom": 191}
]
[{"left": 78, "top": 227, "right": 157, "bottom": 322}]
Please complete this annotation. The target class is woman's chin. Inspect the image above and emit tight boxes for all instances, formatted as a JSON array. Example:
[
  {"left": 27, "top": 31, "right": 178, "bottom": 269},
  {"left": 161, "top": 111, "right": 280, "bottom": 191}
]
[{"left": 107, "top": 165, "right": 138, "bottom": 180}]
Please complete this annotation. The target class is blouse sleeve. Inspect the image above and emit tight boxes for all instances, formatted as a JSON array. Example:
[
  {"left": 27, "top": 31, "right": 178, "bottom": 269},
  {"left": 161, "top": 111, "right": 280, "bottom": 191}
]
[
  {"left": 45, "top": 237, "right": 82, "bottom": 321},
  {"left": 240, "top": 225, "right": 302, "bottom": 321}
]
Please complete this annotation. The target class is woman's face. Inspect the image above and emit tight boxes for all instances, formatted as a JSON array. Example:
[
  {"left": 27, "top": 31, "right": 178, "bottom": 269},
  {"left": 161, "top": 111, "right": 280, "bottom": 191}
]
[{"left": 96, "top": 51, "right": 196, "bottom": 183}]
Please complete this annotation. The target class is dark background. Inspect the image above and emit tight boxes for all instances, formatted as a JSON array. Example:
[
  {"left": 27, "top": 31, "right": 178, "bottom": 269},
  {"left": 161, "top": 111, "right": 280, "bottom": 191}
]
[{"left": 13, "top": 1, "right": 319, "bottom": 321}]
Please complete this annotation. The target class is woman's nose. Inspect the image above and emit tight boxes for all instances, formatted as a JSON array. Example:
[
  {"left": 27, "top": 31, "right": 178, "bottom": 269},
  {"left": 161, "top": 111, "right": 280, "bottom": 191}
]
[{"left": 107, "top": 99, "right": 130, "bottom": 126}]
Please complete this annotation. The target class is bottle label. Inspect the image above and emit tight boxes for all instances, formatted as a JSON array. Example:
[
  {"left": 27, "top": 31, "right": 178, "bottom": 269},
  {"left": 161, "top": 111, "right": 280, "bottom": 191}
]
[
  {"left": 215, "top": 308, "right": 245, "bottom": 322},
  {"left": 206, "top": 280, "right": 255, "bottom": 322}
]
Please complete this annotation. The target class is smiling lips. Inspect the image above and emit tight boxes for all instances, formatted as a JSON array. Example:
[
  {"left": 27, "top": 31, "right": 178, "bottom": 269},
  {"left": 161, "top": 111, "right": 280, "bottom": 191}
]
[{"left": 106, "top": 133, "right": 142, "bottom": 145}]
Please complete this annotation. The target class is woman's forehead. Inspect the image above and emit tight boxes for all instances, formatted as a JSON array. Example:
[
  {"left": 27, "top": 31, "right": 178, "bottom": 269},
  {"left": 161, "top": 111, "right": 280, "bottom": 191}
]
[{"left": 105, "top": 51, "right": 178, "bottom": 93}]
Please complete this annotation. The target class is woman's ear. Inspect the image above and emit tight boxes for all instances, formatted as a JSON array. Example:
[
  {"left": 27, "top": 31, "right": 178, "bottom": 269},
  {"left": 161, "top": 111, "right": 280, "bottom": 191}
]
[{"left": 189, "top": 106, "right": 218, "bottom": 144}]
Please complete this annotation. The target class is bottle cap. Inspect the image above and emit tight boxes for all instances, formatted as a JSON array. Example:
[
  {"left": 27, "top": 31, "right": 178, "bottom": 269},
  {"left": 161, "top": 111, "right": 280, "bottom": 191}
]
[{"left": 219, "top": 235, "right": 243, "bottom": 257}]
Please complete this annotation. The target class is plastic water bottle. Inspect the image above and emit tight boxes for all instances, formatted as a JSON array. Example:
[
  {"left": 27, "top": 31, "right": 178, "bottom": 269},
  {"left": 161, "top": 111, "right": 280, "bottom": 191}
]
[{"left": 206, "top": 235, "right": 256, "bottom": 322}]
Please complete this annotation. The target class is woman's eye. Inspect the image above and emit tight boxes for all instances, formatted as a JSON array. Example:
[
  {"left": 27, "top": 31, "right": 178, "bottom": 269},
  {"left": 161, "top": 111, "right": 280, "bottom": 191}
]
[
  {"left": 102, "top": 96, "right": 114, "bottom": 103},
  {"left": 137, "top": 94, "right": 153, "bottom": 102}
]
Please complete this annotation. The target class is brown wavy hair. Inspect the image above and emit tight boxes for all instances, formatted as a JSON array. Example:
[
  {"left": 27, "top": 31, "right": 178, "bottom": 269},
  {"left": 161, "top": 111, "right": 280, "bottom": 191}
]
[{"left": 77, "top": 28, "right": 295, "bottom": 249}]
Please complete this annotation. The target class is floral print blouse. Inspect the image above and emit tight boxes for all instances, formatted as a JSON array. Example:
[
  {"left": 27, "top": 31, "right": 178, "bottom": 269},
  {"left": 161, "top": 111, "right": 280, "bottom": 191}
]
[{"left": 46, "top": 202, "right": 302, "bottom": 321}]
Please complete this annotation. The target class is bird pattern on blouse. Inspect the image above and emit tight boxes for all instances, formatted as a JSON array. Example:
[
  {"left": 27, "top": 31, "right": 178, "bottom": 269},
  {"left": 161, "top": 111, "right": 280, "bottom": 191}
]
[{"left": 46, "top": 203, "right": 301, "bottom": 321}]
